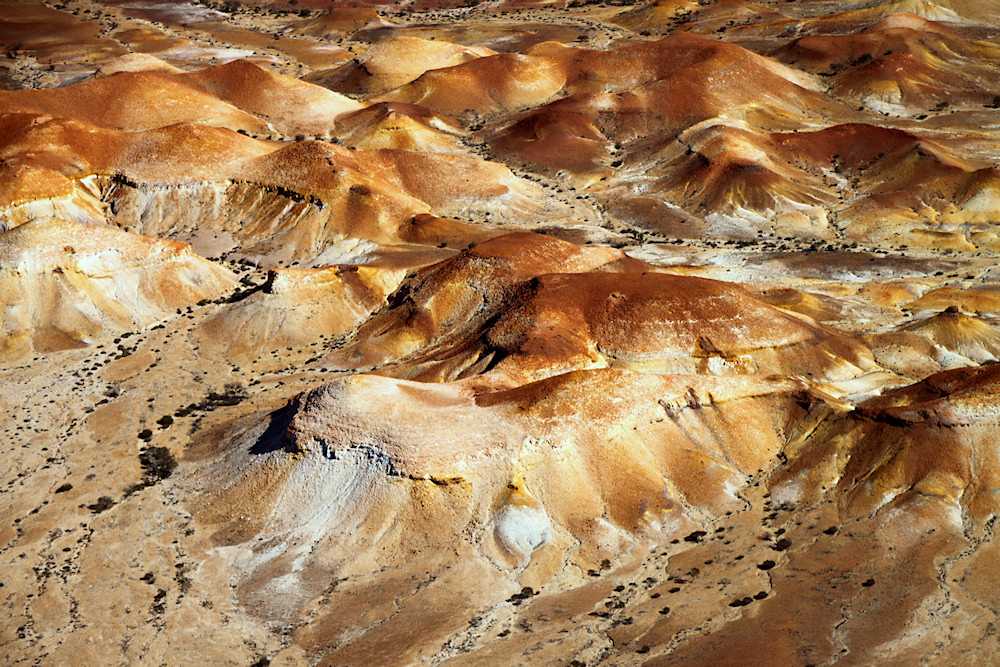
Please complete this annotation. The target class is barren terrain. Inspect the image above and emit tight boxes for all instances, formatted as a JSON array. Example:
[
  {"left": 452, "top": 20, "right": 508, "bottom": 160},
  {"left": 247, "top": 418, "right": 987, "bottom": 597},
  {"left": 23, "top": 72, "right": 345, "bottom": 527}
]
[{"left": 2, "top": 0, "right": 1000, "bottom": 664}]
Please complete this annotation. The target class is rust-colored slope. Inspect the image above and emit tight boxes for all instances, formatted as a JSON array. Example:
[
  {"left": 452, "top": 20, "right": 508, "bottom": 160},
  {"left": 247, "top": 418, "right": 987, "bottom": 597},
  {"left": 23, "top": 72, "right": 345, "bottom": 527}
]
[
  {"left": 479, "top": 271, "right": 877, "bottom": 384},
  {"left": 833, "top": 50, "right": 995, "bottom": 110},
  {"left": 322, "top": 232, "right": 877, "bottom": 384},
  {"left": 0, "top": 60, "right": 363, "bottom": 137},
  {"left": 321, "top": 232, "right": 647, "bottom": 372}
]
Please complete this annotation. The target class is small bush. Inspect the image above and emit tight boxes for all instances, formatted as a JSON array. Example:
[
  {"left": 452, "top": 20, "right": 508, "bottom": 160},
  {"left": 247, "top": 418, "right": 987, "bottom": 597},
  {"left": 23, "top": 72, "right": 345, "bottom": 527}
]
[
  {"left": 88, "top": 496, "right": 114, "bottom": 513},
  {"left": 139, "top": 447, "right": 177, "bottom": 483}
]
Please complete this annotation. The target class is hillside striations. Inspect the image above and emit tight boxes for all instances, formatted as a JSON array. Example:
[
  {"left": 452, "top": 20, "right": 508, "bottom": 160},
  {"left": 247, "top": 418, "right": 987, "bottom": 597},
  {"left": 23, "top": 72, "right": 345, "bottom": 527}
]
[{"left": 2, "top": 0, "right": 1000, "bottom": 665}]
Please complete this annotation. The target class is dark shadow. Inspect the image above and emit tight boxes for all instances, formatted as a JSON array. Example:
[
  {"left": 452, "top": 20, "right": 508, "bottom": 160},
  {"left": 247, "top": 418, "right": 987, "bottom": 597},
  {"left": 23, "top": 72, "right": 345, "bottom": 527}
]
[{"left": 249, "top": 403, "right": 297, "bottom": 456}]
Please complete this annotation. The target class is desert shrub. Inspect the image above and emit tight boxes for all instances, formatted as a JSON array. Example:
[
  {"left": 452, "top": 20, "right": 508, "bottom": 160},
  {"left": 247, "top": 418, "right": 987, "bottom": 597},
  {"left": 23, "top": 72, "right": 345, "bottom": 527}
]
[{"left": 139, "top": 447, "right": 177, "bottom": 482}]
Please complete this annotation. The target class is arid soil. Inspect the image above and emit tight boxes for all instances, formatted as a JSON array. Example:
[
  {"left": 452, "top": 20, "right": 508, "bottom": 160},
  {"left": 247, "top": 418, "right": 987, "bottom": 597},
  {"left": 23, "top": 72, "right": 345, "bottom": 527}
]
[{"left": 2, "top": 0, "right": 1000, "bottom": 665}]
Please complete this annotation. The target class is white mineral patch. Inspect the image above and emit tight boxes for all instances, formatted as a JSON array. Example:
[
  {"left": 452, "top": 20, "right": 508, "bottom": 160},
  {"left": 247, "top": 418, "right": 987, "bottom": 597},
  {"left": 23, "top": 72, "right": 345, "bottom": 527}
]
[{"left": 493, "top": 503, "right": 552, "bottom": 564}]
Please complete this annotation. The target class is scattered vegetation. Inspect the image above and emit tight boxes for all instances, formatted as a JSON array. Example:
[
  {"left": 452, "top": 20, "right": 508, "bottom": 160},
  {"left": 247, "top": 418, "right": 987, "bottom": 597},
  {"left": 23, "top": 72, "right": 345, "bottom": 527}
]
[
  {"left": 87, "top": 496, "right": 115, "bottom": 513},
  {"left": 174, "top": 383, "right": 248, "bottom": 420},
  {"left": 125, "top": 447, "right": 178, "bottom": 496}
]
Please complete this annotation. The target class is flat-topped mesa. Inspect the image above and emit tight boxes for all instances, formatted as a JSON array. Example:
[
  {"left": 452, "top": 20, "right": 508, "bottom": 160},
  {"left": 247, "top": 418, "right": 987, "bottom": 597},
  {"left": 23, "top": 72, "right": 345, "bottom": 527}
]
[
  {"left": 818, "top": 0, "right": 999, "bottom": 25},
  {"left": 0, "top": 114, "right": 273, "bottom": 208},
  {"left": 0, "top": 218, "right": 234, "bottom": 356},
  {"left": 777, "top": 13, "right": 969, "bottom": 73},
  {"left": 0, "top": 215, "right": 209, "bottom": 270},
  {"left": 0, "top": 111, "right": 582, "bottom": 262},
  {"left": 319, "top": 232, "right": 645, "bottom": 371},
  {"left": 833, "top": 50, "right": 993, "bottom": 110},
  {"left": 476, "top": 271, "right": 879, "bottom": 384}
]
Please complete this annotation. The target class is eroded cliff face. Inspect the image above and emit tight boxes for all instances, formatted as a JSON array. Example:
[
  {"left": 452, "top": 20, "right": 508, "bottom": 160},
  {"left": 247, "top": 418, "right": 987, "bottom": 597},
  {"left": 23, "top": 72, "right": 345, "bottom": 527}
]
[{"left": 2, "top": 0, "right": 1000, "bottom": 665}]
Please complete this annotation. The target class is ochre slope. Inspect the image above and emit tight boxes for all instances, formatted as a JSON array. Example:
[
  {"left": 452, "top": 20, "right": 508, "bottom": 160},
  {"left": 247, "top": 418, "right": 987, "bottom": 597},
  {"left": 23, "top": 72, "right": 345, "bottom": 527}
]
[
  {"left": 0, "top": 60, "right": 364, "bottom": 137},
  {"left": 323, "top": 233, "right": 878, "bottom": 385},
  {"left": 333, "top": 101, "right": 465, "bottom": 153},
  {"left": 199, "top": 368, "right": 832, "bottom": 627},
  {"left": 196, "top": 264, "right": 407, "bottom": 361},
  {"left": 0, "top": 217, "right": 234, "bottom": 356},
  {"left": 774, "top": 364, "right": 1000, "bottom": 520},
  {"left": 318, "top": 35, "right": 496, "bottom": 96}
]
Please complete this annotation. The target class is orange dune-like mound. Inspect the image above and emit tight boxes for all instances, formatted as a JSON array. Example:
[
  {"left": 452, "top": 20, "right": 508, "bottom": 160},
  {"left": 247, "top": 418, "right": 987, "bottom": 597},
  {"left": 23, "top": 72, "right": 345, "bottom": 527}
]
[
  {"left": 649, "top": 123, "right": 832, "bottom": 216},
  {"left": 834, "top": 50, "right": 994, "bottom": 110},
  {"left": 185, "top": 60, "right": 364, "bottom": 136},
  {"left": 0, "top": 114, "right": 274, "bottom": 204},
  {"left": 293, "top": 6, "right": 389, "bottom": 39},
  {"left": 333, "top": 102, "right": 465, "bottom": 153},
  {"left": 0, "top": 70, "right": 270, "bottom": 133},
  {"left": 92, "top": 53, "right": 185, "bottom": 77},
  {"left": 865, "top": 306, "right": 1000, "bottom": 376},
  {"left": 380, "top": 51, "right": 567, "bottom": 119},
  {"left": 319, "top": 35, "right": 496, "bottom": 96},
  {"left": 0, "top": 60, "right": 363, "bottom": 137}
]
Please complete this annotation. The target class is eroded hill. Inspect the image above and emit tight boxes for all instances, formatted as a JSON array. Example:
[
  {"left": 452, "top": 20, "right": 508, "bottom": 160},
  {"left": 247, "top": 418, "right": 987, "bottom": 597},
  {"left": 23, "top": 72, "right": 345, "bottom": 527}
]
[{"left": 1, "top": 0, "right": 999, "bottom": 665}]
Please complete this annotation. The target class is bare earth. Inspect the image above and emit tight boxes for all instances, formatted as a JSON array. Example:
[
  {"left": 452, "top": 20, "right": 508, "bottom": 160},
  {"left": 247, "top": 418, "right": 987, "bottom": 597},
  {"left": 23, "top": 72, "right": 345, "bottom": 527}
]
[{"left": 1, "top": 0, "right": 1000, "bottom": 665}]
